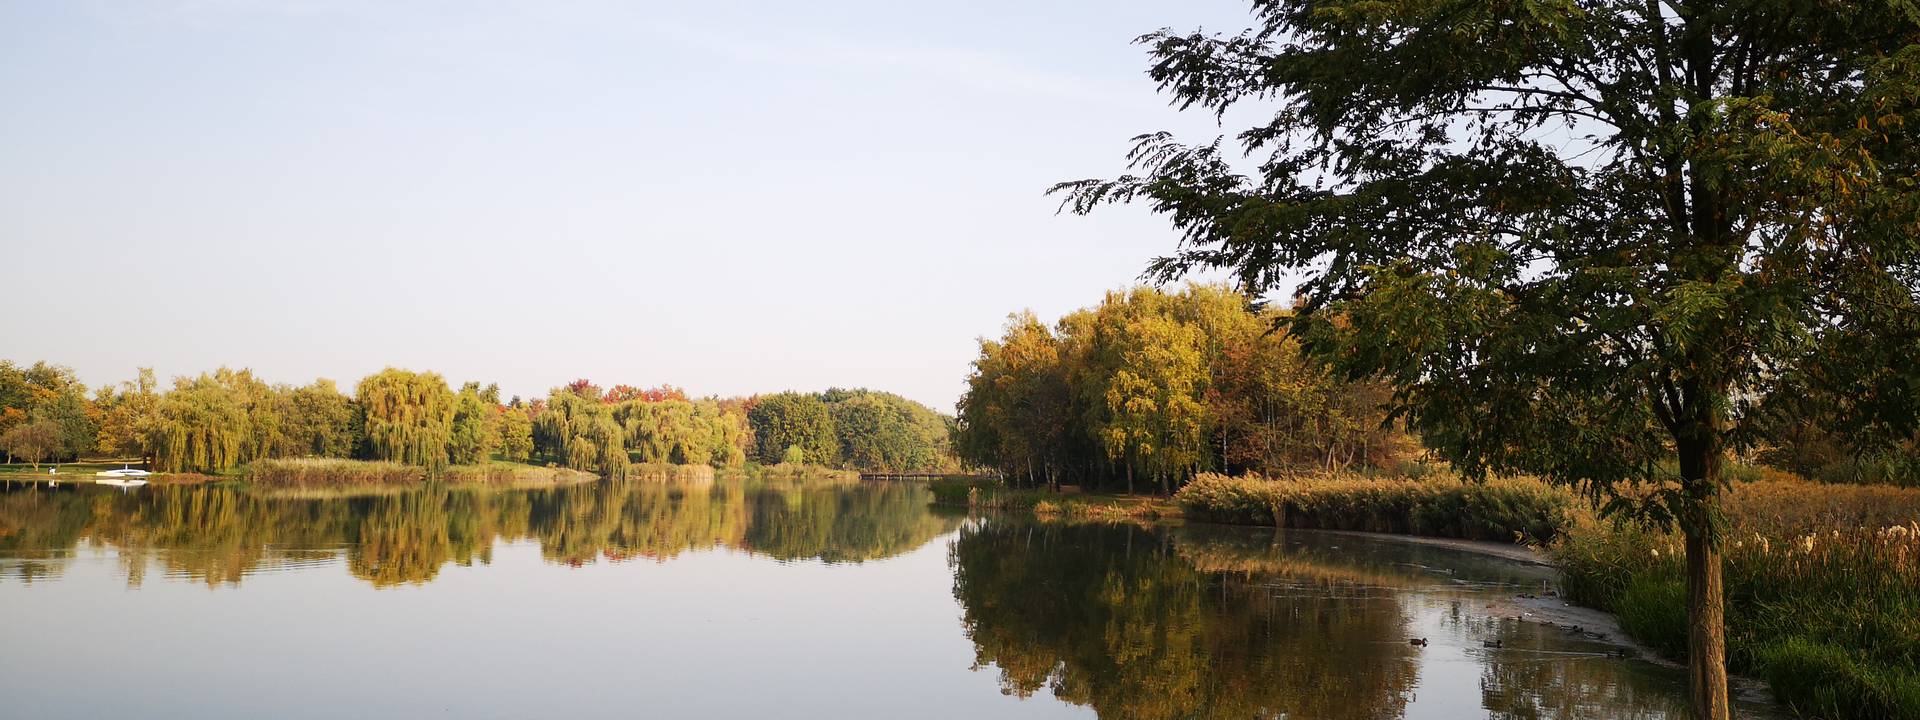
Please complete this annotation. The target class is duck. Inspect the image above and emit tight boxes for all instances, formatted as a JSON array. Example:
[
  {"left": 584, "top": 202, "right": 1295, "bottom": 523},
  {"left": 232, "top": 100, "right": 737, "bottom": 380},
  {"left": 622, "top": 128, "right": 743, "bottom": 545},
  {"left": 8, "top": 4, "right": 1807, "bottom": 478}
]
[
  {"left": 1409, "top": 638, "right": 1428, "bottom": 647},
  {"left": 1482, "top": 639, "right": 1503, "bottom": 649}
]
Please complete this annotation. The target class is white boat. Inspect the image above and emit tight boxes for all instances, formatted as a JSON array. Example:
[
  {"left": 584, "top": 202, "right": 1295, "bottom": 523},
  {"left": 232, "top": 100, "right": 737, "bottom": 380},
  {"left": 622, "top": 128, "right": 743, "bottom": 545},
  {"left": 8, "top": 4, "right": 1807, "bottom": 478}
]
[{"left": 94, "top": 465, "right": 153, "bottom": 478}]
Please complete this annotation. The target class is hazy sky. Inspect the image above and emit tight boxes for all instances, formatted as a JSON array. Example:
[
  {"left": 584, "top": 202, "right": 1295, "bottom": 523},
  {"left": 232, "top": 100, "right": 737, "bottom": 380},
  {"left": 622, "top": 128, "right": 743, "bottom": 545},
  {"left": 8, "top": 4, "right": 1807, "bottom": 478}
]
[{"left": 1, "top": 0, "right": 1260, "bottom": 411}]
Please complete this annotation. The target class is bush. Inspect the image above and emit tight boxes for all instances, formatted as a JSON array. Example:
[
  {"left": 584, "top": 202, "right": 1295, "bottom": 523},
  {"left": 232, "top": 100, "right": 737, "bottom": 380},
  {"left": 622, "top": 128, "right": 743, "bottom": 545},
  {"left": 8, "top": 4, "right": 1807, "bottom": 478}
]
[{"left": 1174, "top": 472, "right": 1577, "bottom": 543}]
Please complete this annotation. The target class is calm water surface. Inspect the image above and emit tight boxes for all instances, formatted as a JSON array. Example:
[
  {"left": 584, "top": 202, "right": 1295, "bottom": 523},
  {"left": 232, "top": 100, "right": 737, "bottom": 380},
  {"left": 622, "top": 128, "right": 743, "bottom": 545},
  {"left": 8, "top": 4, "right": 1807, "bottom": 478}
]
[{"left": 0, "top": 477, "right": 1776, "bottom": 719}]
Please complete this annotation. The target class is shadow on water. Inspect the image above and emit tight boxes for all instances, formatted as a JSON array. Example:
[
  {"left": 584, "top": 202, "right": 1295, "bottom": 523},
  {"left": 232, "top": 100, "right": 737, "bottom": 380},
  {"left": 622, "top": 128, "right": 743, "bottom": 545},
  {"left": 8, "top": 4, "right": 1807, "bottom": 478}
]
[{"left": 0, "top": 476, "right": 960, "bottom": 587}]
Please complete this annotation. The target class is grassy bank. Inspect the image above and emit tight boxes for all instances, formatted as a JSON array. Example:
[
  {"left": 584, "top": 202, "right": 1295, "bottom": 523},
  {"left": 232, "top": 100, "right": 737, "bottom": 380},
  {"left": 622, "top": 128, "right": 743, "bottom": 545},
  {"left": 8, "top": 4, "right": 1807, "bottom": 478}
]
[
  {"left": 1551, "top": 480, "right": 1920, "bottom": 720},
  {"left": 1174, "top": 472, "right": 1576, "bottom": 543},
  {"left": 242, "top": 458, "right": 597, "bottom": 488}
]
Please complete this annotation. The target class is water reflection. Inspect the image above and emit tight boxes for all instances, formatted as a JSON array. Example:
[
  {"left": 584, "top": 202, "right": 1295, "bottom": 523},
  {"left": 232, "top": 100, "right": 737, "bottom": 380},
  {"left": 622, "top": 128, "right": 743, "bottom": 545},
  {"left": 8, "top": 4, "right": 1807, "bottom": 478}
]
[
  {"left": 949, "top": 520, "right": 1766, "bottom": 720},
  {"left": 0, "top": 476, "right": 959, "bottom": 587},
  {"left": 0, "top": 480, "right": 1780, "bottom": 719}
]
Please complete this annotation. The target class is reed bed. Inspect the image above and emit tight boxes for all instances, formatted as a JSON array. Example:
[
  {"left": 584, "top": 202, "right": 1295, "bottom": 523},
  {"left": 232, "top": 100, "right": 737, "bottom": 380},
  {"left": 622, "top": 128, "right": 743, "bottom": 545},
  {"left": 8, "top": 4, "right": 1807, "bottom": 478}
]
[{"left": 1174, "top": 472, "right": 1577, "bottom": 543}]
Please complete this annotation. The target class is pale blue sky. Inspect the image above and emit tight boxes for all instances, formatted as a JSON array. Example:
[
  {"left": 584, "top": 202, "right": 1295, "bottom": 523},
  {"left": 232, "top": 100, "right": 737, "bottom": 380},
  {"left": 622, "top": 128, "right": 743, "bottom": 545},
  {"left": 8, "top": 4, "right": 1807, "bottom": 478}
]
[{"left": 1, "top": 0, "right": 1257, "bottom": 410}]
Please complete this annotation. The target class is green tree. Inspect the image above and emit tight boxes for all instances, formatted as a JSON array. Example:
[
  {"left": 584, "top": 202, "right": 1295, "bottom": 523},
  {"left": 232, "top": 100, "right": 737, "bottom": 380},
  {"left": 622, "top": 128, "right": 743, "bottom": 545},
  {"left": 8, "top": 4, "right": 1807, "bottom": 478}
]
[
  {"left": 150, "top": 370, "right": 257, "bottom": 473},
  {"left": 534, "top": 386, "right": 628, "bottom": 477},
  {"left": 1054, "top": 4, "right": 1920, "bottom": 714},
  {"left": 825, "top": 389, "right": 956, "bottom": 473},
  {"left": 499, "top": 407, "right": 534, "bottom": 462},
  {"left": 747, "top": 393, "right": 838, "bottom": 467},
  {"left": 356, "top": 368, "right": 455, "bottom": 473},
  {"left": 780, "top": 444, "right": 807, "bottom": 466},
  {"left": 449, "top": 382, "right": 503, "bottom": 465},
  {"left": 281, "top": 379, "right": 358, "bottom": 458}
]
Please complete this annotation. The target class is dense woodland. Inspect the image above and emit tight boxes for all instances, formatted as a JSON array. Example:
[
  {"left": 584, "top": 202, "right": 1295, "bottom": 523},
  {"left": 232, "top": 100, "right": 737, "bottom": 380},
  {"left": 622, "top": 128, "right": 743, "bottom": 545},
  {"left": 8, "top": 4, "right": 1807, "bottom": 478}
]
[
  {"left": 0, "top": 360, "right": 956, "bottom": 477},
  {"left": 955, "top": 285, "right": 1919, "bottom": 493}
]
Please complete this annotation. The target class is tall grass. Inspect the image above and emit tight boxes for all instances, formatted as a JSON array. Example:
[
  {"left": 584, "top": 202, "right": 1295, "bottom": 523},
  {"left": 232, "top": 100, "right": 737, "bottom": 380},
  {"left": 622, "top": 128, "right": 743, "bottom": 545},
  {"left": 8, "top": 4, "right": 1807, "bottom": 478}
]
[
  {"left": 1175, "top": 472, "right": 1577, "bottom": 543},
  {"left": 1552, "top": 481, "right": 1920, "bottom": 720}
]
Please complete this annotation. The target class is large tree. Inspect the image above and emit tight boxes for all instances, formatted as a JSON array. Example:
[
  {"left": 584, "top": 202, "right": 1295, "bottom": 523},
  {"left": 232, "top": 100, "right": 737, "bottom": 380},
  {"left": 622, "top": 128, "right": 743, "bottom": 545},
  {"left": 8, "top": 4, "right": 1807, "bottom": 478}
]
[
  {"left": 356, "top": 368, "right": 455, "bottom": 473},
  {"left": 1055, "top": 3, "right": 1920, "bottom": 717},
  {"left": 746, "top": 393, "right": 839, "bottom": 468}
]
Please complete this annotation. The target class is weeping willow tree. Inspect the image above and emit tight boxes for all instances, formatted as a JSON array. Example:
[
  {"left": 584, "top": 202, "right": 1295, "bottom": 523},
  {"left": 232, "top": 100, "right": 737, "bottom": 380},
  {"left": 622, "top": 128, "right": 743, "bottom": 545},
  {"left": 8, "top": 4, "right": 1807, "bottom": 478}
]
[
  {"left": 535, "top": 388, "right": 629, "bottom": 478},
  {"left": 150, "top": 370, "right": 258, "bottom": 473},
  {"left": 355, "top": 368, "right": 454, "bottom": 473},
  {"left": 613, "top": 398, "right": 750, "bottom": 467}
]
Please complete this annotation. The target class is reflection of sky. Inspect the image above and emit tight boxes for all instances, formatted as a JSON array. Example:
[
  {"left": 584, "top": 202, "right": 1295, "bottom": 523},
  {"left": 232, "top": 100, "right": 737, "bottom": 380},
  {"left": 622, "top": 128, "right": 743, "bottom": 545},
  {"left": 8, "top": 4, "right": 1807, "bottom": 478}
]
[
  {"left": 0, "top": 519, "right": 1779, "bottom": 719},
  {"left": 0, "top": 535, "right": 1090, "bottom": 719}
]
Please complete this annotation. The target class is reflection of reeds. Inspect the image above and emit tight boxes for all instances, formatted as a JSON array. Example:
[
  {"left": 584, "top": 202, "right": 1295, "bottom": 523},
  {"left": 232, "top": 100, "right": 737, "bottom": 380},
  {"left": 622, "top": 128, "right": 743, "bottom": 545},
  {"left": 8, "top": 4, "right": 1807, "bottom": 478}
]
[{"left": 242, "top": 458, "right": 597, "bottom": 488}]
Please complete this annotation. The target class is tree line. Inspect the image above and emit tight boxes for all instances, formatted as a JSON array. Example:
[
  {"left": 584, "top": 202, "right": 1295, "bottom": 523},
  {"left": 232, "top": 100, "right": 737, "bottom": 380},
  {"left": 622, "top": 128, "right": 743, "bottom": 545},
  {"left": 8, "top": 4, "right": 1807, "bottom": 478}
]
[
  {"left": 955, "top": 285, "right": 1920, "bottom": 495},
  {"left": 954, "top": 284, "right": 1411, "bottom": 493},
  {"left": 0, "top": 360, "right": 957, "bottom": 476}
]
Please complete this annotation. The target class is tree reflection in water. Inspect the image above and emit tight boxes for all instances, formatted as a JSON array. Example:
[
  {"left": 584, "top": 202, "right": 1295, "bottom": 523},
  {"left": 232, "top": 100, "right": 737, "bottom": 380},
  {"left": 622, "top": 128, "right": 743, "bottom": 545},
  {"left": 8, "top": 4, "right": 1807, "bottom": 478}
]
[
  {"left": 949, "top": 520, "right": 1716, "bottom": 720},
  {"left": 0, "top": 475, "right": 959, "bottom": 587}
]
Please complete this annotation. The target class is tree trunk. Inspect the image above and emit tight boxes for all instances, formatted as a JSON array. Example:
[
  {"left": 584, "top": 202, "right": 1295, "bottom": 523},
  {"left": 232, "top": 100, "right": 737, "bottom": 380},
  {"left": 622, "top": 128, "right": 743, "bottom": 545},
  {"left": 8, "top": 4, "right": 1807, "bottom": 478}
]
[
  {"left": 1677, "top": 429, "right": 1731, "bottom": 720},
  {"left": 1126, "top": 462, "right": 1134, "bottom": 495},
  {"left": 1684, "top": 521, "right": 1731, "bottom": 720}
]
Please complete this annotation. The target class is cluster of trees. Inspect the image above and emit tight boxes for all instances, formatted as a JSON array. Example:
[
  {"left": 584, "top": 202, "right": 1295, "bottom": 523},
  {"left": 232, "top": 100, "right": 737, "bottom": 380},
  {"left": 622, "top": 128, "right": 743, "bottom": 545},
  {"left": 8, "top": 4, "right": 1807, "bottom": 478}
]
[
  {"left": 955, "top": 285, "right": 1410, "bottom": 493},
  {"left": 0, "top": 360, "right": 957, "bottom": 477},
  {"left": 746, "top": 389, "right": 957, "bottom": 472},
  {"left": 0, "top": 362, "right": 100, "bottom": 468},
  {"left": 528, "top": 380, "right": 749, "bottom": 478}
]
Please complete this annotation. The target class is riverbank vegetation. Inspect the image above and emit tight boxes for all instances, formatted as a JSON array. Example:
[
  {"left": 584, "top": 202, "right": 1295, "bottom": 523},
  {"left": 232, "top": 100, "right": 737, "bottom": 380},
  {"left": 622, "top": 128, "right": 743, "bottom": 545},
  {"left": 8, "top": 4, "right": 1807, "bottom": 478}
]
[{"left": 0, "top": 359, "right": 957, "bottom": 485}]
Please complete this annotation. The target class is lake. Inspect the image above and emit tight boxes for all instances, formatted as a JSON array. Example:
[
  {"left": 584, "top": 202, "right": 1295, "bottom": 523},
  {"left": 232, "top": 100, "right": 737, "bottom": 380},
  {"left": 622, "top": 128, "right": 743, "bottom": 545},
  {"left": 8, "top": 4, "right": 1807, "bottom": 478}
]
[{"left": 0, "top": 476, "right": 1777, "bottom": 719}]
